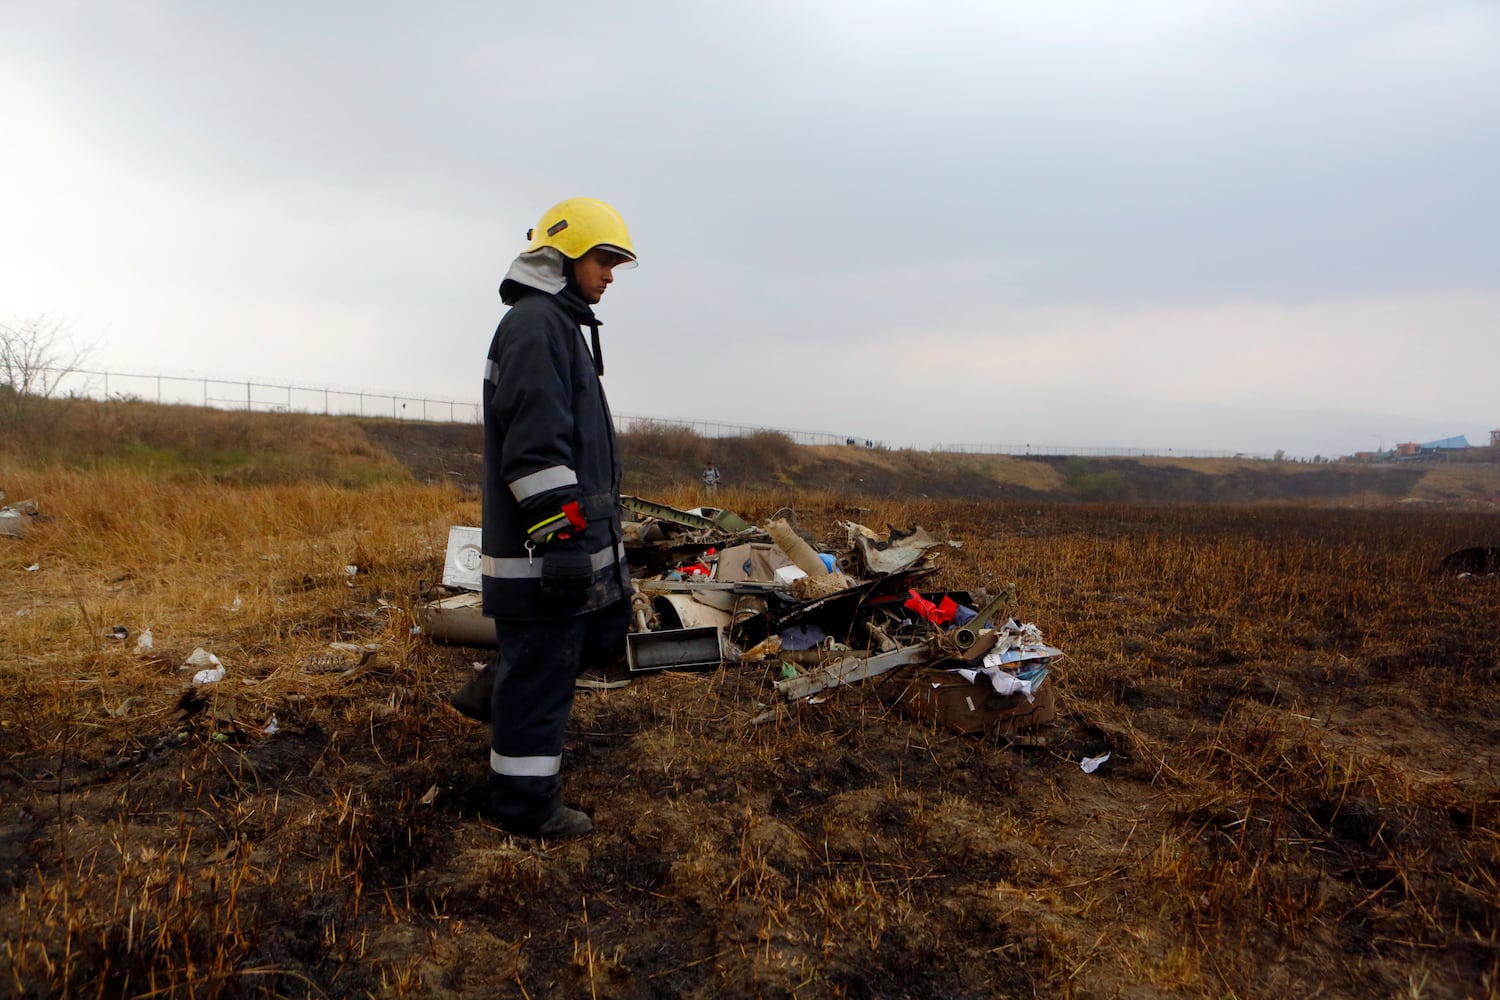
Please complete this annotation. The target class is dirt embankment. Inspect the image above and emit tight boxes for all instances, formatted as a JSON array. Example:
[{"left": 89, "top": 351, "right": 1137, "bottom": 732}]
[{"left": 357, "top": 419, "right": 1500, "bottom": 505}]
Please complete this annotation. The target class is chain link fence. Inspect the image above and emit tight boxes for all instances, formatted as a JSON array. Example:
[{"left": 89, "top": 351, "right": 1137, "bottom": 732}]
[
  {"left": 38, "top": 366, "right": 1282, "bottom": 458},
  {"left": 44, "top": 366, "right": 873, "bottom": 448}
]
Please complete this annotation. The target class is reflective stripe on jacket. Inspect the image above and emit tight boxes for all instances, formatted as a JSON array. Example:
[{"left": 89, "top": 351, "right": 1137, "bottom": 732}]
[{"left": 481, "top": 285, "right": 629, "bottom": 620}]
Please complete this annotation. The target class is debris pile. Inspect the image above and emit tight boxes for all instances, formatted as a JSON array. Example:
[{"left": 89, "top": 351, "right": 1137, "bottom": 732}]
[{"left": 423, "top": 496, "right": 1065, "bottom": 737}]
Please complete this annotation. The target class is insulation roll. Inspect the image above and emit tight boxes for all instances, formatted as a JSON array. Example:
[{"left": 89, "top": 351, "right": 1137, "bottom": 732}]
[{"left": 766, "top": 518, "right": 831, "bottom": 577}]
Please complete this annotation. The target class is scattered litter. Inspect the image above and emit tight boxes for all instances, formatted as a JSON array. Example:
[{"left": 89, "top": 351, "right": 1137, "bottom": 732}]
[
  {"left": 25, "top": 563, "right": 39, "bottom": 572},
  {"left": 14, "top": 609, "right": 30, "bottom": 617},
  {"left": 106, "top": 626, "right": 129, "bottom": 641},
  {"left": 193, "top": 665, "right": 226, "bottom": 685},
  {"left": 185, "top": 648, "right": 225, "bottom": 685},
  {"left": 263, "top": 715, "right": 280, "bottom": 735},
  {"left": 0, "top": 498, "right": 43, "bottom": 539},
  {"left": 1080, "top": 752, "right": 1111, "bottom": 774},
  {"left": 227, "top": 595, "right": 242, "bottom": 613},
  {"left": 136, "top": 629, "right": 154, "bottom": 653},
  {"left": 418, "top": 784, "right": 440, "bottom": 807},
  {"left": 105, "top": 696, "right": 143, "bottom": 718},
  {"left": 576, "top": 677, "right": 631, "bottom": 690},
  {"left": 330, "top": 641, "right": 382, "bottom": 656},
  {"left": 958, "top": 663, "right": 1048, "bottom": 703},
  {"left": 303, "top": 642, "right": 380, "bottom": 674}
]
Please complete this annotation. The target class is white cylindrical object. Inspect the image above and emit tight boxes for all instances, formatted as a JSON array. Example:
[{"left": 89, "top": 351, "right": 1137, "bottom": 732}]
[{"left": 766, "top": 519, "right": 830, "bottom": 578}]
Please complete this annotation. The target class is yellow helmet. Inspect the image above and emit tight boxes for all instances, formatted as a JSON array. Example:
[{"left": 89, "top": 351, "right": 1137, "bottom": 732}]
[{"left": 523, "top": 197, "right": 636, "bottom": 263}]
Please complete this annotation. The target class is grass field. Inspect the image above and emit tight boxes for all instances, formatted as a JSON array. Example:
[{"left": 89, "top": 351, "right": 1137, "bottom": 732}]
[{"left": 1, "top": 432, "right": 1498, "bottom": 996}]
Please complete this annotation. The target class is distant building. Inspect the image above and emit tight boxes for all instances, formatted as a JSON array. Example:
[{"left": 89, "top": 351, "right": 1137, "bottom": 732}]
[
  {"left": 1419, "top": 435, "right": 1470, "bottom": 453},
  {"left": 1491, "top": 429, "right": 1500, "bottom": 447},
  {"left": 1395, "top": 442, "right": 1420, "bottom": 457}
]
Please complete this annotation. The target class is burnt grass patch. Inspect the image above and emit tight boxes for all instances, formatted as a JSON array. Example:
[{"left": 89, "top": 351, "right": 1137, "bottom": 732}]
[{"left": 4, "top": 499, "right": 1500, "bottom": 997}]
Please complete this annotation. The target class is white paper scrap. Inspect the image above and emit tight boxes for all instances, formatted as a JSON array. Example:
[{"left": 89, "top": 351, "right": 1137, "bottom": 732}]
[
  {"left": 1080, "top": 752, "right": 1111, "bottom": 774},
  {"left": 184, "top": 648, "right": 221, "bottom": 669},
  {"left": 957, "top": 665, "right": 1038, "bottom": 703}
]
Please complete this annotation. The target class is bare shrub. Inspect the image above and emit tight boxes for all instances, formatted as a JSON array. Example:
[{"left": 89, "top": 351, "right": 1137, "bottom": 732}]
[
  {"left": 0, "top": 314, "right": 94, "bottom": 443},
  {"left": 617, "top": 419, "right": 707, "bottom": 463}
]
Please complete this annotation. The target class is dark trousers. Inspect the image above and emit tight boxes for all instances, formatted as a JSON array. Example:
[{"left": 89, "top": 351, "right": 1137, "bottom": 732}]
[{"left": 488, "top": 599, "right": 629, "bottom": 830}]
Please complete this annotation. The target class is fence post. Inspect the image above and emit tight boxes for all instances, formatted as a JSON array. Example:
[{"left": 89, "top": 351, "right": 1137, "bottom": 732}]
[
  {"left": 324, "top": 389, "right": 329, "bottom": 415},
  {"left": 157, "top": 376, "right": 162, "bottom": 404},
  {"left": 246, "top": 381, "right": 251, "bottom": 411}
]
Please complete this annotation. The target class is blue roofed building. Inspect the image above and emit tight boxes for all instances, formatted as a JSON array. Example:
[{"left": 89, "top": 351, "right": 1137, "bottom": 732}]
[{"left": 1418, "top": 435, "right": 1470, "bottom": 453}]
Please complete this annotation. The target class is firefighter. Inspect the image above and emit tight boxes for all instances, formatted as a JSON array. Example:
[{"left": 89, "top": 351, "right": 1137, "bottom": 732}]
[{"left": 477, "top": 197, "right": 636, "bottom": 838}]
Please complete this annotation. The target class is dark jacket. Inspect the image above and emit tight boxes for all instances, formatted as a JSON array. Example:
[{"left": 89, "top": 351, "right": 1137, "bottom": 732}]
[{"left": 481, "top": 270, "right": 628, "bottom": 620}]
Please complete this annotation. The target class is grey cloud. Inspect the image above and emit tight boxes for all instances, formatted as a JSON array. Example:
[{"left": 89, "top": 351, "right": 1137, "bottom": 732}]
[{"left": 4, "top": 1, "right": 1496, "bottom": 456}]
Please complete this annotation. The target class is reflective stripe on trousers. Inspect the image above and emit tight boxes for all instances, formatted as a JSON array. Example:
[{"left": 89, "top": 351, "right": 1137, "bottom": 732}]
[{"left": 490, "top": 750, "right": 561, "bottom": 777}]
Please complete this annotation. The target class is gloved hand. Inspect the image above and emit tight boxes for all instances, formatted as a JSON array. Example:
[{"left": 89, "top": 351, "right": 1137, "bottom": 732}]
[
  {"left": 540, "top": 535, "right": 593, "bottom": 604},
  {"left": 523, "top": 498, "right": 587, "bottom": 546}
]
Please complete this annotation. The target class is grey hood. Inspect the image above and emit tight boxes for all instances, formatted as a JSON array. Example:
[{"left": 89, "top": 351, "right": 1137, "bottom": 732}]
[{"left": 499, "top": 246, "right": 567, "bottom": 304}]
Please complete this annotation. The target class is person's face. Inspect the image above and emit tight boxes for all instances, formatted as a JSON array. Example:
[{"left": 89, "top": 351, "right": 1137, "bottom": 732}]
[{"left": 572, "top": 247, "right": 631, "bottom": 304}]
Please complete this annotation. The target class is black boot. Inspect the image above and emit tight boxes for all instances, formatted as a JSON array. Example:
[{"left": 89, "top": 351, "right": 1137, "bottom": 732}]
[{"left": 447, "top": 660, "right": 496, "bottom": 723}]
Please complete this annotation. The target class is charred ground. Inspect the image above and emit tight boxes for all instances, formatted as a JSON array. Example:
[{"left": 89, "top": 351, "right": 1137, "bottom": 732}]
[
  {"left": 2, "top": 404, "right": 1498, "bottom": 997},
  {"left": 2, "top": 476, "right": 1498, "bottom": 997}
]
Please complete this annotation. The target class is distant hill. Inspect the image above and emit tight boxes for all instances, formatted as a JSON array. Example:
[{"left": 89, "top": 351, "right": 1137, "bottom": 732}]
[
  {"left": 6, "top": 397, "right": 1498, "bottom": 505},
  {"left": 357, "top": 417, "right": 1500, "bottom": 507}
]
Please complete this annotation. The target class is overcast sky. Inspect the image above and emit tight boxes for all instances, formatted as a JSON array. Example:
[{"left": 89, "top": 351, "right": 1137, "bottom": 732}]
[{"left": 4, "top": 1, "right": 1497, "bottom": 457}]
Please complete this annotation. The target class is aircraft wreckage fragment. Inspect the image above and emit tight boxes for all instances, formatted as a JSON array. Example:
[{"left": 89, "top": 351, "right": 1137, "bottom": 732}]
[{"left": 420, "top": 496, "right": 1062, "bottom": 735}]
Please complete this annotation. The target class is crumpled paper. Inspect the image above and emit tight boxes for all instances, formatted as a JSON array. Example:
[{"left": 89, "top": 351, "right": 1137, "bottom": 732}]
[{"left": 185, "top": 648, "right": 225, "bottom": 685}]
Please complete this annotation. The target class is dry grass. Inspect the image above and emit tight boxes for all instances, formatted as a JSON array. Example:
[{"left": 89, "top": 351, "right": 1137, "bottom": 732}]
[
  {"left": 1, "top": 459, "right": 1497, "bottom": 998},
  {"left": 8, "top": 397, "right": 408, "bottom": 485}
]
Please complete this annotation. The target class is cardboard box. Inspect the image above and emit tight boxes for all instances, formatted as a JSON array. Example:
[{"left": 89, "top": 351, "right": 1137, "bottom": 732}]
[
  {"left": 897, "top": 668, "right": 1058, "bottom": 736},
  {"left": 715, "top": 542, "right": 794, "bottom": 583}
]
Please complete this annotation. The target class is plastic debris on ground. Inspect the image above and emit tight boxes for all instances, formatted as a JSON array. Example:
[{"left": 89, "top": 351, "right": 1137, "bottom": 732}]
[
  {"left": 184, "top": 648, "right": 226, "bottom": 685},
  {"left": 1080, "top": 752, "right": 1111, "bottom": 773},
  {"left": 0, "top": 498, "right": 43, "bottom": 539}
]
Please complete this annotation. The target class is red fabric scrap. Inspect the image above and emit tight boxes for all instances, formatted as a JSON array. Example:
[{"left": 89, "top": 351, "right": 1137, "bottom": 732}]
[{"left": 905, "top": 590, "right": 958, "bottom": 625}]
